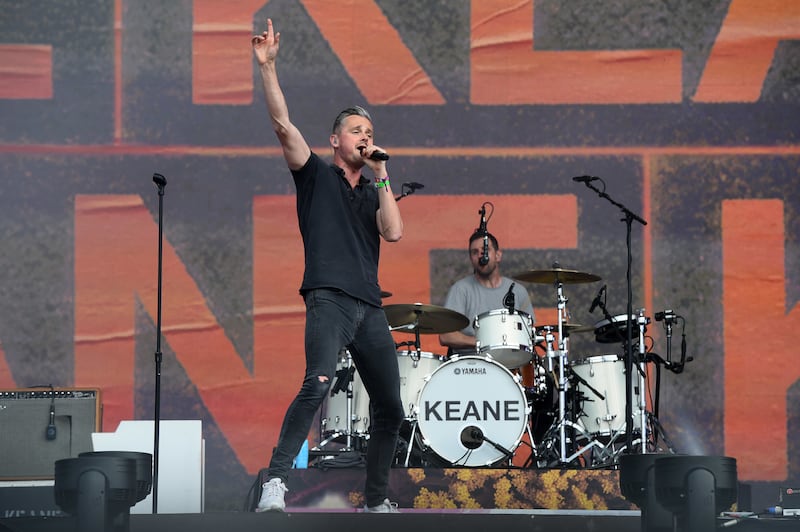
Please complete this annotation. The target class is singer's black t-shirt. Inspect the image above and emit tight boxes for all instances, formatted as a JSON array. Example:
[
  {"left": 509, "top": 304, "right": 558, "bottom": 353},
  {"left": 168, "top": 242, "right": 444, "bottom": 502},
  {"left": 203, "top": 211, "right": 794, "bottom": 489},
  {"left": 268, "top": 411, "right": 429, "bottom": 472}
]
[{"left": 291, "top": 152, "right": 382, "bottom": 307}]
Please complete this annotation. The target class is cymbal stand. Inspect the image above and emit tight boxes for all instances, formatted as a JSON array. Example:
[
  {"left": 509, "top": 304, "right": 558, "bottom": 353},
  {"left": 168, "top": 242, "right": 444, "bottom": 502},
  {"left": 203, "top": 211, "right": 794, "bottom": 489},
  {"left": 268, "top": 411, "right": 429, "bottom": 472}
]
[
  {"left": 544, "top": 281, "right": 602, "bottom": 465},
  {"left": 389, "top": 322, "right": 422, "bottom": 467},
  {"left": 635, "top": 308, "right": 649, "bottom": 454}
]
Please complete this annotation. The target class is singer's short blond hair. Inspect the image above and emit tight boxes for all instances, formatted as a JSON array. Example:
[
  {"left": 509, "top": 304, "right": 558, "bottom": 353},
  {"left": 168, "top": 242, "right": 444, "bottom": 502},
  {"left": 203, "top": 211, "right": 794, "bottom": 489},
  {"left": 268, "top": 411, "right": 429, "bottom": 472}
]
[{"left": 332, "top": 106, "right": 372, "bottom": 134}]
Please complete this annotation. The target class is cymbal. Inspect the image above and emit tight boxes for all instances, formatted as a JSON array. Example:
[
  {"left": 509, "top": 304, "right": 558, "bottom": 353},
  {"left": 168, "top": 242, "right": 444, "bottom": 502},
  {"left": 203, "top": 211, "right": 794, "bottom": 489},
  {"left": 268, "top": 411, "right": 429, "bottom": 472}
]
[
  {"left": 384, "top": 303, "right": 469, "bottom": 334},
  {"left": 537, "top": 323, "right": 595, "bottom": 334},
  {"left": 380, "top": 290, "right": 392, "bottom": 299},
  {"left": 513, "top": 268, "right": 601, "bottom": 284}
]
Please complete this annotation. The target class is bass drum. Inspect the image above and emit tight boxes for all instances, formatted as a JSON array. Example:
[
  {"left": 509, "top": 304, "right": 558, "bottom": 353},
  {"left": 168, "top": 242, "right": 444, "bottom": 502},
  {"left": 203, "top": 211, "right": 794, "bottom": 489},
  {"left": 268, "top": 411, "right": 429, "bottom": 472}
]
[{"left": 416, "top": 356, "right": 530, "bottom": 467}]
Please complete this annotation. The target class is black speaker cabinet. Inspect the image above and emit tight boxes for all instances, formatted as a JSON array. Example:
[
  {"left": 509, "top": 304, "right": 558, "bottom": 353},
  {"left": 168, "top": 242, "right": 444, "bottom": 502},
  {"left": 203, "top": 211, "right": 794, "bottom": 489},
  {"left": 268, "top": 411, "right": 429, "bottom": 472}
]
[{"left": 0, "top": 388, "right": 102, "bottom": 480}]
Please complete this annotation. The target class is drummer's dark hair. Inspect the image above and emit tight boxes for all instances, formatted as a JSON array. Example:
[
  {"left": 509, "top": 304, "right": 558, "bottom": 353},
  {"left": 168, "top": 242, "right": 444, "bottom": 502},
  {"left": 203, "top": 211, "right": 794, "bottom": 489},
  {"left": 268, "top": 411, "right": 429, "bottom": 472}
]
[{"left": 469, "top": 231, "right": 499, "bottom": 250}]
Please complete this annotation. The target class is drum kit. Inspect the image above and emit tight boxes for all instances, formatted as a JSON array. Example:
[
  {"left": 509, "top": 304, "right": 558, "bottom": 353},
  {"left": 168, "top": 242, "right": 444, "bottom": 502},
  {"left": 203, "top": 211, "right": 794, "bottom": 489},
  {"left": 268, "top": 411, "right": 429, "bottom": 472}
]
[{"left": 315, "top": 266, "right": 670, "bottom": 469}]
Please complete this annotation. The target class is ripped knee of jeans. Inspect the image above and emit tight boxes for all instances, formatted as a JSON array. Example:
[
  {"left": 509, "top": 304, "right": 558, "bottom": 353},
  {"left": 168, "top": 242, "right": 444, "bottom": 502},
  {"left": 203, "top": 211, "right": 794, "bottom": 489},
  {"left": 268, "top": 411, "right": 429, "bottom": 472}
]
[{"left": 308, "top": 374, "right": 332, "bottom": 400}]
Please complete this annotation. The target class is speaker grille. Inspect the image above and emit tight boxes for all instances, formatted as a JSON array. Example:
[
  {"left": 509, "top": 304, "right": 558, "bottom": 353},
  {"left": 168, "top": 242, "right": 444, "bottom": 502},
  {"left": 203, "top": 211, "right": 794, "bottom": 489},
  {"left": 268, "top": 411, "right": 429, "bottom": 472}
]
[{"left": 0, "top": 388, "right": 101, "bottom": 480}]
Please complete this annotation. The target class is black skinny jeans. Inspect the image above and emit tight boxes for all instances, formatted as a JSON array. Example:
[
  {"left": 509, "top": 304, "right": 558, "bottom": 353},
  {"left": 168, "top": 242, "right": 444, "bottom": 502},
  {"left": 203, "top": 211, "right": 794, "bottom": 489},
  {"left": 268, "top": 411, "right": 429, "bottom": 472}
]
[{"left": 267, "top": 288, "right": 404, "bottom": 506}]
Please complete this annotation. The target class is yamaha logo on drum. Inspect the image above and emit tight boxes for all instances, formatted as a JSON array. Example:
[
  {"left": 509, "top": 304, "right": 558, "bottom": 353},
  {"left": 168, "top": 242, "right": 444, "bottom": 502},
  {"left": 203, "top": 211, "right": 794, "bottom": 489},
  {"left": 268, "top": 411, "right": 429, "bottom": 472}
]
[{"left": 453, "top": 367, "right": 487, "bottom": 376}]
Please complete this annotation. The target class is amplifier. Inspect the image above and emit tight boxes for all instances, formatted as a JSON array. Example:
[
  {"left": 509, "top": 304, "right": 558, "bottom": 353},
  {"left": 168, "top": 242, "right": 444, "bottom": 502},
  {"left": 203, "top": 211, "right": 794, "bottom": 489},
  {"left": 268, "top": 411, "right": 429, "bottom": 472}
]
[{"left": 0, "top": 388, "right": 101, "bottom": 480}]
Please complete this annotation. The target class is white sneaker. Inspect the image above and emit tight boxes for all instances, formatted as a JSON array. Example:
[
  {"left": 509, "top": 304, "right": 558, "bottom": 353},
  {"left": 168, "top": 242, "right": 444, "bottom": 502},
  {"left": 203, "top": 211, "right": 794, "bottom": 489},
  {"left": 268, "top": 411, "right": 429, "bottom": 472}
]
[
  {"left": 256, "top": 478, "right": 288, "bottom": 512},
  {"left": 363, "top": 498, "right": 399, "bottom": 513}
]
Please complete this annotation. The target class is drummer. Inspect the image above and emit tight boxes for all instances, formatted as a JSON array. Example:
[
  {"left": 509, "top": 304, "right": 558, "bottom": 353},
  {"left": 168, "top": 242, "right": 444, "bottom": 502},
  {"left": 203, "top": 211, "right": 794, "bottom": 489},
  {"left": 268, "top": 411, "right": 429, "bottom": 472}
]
[{"left": 439, "top": 230, "right": 535, "bottom": 357}]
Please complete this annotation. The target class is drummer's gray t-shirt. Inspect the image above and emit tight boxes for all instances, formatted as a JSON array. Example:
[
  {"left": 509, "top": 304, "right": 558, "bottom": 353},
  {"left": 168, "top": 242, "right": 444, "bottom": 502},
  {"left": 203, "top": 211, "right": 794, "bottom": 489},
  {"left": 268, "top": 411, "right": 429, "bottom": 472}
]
[{"left": 442, "top": 275, "right": 535, "bottom": 340}]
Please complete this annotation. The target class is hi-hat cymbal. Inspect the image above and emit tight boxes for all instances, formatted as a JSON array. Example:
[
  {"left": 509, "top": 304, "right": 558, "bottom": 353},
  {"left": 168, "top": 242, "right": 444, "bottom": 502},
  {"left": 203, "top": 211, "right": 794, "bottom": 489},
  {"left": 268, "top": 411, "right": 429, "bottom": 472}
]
[
  {"left": 513, "top": 268, "right": 601, "bottom": 284},
  {"left": 537, "top": 323, "right": 595, "bottom": 334},
  {"left": 384, "top": 303, "right": 469, "bottom": 334}
]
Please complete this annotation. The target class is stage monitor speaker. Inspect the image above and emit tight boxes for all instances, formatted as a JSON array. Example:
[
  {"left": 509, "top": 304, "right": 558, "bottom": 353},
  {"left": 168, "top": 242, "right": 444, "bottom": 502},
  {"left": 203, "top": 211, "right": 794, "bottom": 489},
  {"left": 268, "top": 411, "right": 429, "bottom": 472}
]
[{"left": 0, "top": 388, "right": 102, "bottom": 480}]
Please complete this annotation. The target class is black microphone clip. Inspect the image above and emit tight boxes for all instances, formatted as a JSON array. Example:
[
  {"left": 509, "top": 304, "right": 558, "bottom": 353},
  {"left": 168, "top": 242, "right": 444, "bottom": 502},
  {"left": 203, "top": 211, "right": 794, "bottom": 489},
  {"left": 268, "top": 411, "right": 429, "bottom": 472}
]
[
  {"left": 46, "top": 403, "right": 57, "bottom": 441},
  {"left": 572, "top": 175, "right": 599, "bottom": 183}
]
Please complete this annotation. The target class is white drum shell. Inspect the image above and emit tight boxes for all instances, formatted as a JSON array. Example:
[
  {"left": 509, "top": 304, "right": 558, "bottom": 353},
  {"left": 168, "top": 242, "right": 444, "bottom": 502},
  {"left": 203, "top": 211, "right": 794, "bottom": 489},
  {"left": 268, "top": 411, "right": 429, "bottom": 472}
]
[
  {"left": 571, "top": 354, "right": 642, "bottom": 436},
  {"left": 396, "top": 350, "right": 443, "bottom": 419},
  {"left": 320, "top": 356, "right": 370, "bottom": 435},
  {"left": 474, "top": 309, "right": 533, "bottom": 369}
]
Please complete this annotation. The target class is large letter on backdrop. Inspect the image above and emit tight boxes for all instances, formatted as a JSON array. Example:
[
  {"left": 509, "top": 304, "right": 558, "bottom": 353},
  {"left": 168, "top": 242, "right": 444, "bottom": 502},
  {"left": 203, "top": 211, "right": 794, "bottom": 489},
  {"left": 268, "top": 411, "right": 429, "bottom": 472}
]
[
  {"left": 723, "top": 199, "right": 799, "bottom": 481},
  {"left": 193, "top": 0, "right": 443, "bottom": 105},
  {"left": 74, "top": 195, "right": 273, "bottom": 471},
  {"left": 470, "top": 0, "right": 682, "bottom": 104},
  {"left": 695, "top": 0, "right": 800, "bottom": 102}
]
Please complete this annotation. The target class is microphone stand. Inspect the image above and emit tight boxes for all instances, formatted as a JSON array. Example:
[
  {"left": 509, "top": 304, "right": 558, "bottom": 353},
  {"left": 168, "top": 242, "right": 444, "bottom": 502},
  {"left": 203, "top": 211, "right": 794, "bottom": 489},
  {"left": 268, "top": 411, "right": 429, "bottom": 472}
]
[
  {"left": 577, "top": 178, "right": 647, "bottom": 456},
  {"left": 151, "top": 173, "right": 167, "bottom": 513}
]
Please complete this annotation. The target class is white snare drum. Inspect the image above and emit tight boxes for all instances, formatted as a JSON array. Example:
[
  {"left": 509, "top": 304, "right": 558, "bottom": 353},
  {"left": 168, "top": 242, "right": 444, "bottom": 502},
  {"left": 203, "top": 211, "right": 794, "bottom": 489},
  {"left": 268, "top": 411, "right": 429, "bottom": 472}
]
[
  {"left": 321, "top": 355, "right": 370, "bottom": 436},
  {"left": 571, "top": 354, "right": 641, "bottom": 436},
  {"left": 416, "top": 356, "right": 530, "bottom": 466},
  {"left": 396, "top": 350, "right": 443, "bottom": 419},
  {"left": 474, "top": 309, "right": 533, "bottom": 369}
]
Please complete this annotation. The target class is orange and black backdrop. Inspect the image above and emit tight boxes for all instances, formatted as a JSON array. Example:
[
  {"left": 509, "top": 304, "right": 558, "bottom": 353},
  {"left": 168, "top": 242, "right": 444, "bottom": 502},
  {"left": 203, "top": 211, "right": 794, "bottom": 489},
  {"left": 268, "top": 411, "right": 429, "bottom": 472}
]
[{"left": 1, "top": 0, "right": 798, "bottom": 510}]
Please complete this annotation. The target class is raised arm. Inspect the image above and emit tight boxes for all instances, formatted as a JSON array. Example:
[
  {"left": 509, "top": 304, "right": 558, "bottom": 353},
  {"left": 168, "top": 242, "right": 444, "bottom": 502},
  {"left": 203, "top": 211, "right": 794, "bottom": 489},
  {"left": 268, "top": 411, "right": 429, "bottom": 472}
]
[{"left": 251, "top": 19, "right": 310, "bottom": 170}]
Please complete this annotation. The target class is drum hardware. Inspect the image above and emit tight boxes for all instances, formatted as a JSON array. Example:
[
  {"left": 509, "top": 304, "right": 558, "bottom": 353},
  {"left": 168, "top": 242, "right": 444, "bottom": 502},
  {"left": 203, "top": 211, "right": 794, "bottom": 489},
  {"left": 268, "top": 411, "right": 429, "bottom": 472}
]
[
  {"left": 514, "top": 263, "right": 602, "bottom": 466},
  {"left": 317, "top": 349, "right": 368, "bottom": 453},
  {"left": 384, "top": 303, "right": 467, "bottom": 466}
]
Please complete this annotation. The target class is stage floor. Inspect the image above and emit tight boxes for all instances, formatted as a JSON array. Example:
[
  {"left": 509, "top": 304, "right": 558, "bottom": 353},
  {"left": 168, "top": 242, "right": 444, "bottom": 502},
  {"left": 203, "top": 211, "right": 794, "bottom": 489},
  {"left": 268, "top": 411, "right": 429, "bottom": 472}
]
[{"left": 2, "top": 510, "right": 799, "bottom": 532}]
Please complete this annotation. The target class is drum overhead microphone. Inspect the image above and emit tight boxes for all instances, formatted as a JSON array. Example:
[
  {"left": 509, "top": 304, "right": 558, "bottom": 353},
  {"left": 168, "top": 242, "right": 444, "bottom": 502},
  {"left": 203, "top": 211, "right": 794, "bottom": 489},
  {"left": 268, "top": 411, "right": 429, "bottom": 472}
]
[
  {"left": 588, "top": 284, "right": 606, "bottom": 313},
  {"left": 503, "top": 282, "right": 516, "bottom": 313}
]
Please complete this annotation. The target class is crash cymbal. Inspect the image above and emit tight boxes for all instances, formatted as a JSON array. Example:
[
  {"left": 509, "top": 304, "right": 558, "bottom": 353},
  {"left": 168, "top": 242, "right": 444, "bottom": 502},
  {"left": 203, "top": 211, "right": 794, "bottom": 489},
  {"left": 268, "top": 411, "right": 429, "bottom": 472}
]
[
  {"left": 380, "top": 290, "right": 392, "bottom": 299},
  {"left": 537, "top": 323, "right": 595, "bottom": 334},
  {"left": 384, "top": 303, "right": 469, "bottom": 334},
  {"left": 513, "top": 268, "right": 601, "bottom": 284}
]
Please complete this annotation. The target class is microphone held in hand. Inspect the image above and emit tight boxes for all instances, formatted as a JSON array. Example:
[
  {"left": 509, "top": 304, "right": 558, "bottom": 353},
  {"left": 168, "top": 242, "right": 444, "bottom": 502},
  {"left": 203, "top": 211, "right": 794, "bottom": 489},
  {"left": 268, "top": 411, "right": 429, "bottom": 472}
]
[
  {"left": 359, "top": 147, "right": 390, "bottom": 161},
  {"left": 588, "top": 284, "right": 606, "bottom": 313}
]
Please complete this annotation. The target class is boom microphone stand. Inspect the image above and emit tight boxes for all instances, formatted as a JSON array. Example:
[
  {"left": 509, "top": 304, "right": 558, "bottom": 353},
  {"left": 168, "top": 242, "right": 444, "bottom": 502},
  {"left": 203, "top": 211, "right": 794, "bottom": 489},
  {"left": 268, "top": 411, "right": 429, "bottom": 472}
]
[
  {"left": 151, "top": 172, "right": 167, "bottom": 513},
  {"left": 573, "top": 176, "right": 647, "bottom": 455}
]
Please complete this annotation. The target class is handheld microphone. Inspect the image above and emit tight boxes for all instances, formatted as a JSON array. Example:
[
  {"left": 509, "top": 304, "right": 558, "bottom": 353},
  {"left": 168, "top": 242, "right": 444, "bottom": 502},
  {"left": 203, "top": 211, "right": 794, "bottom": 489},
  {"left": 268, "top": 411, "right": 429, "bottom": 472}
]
[
  {"left": 478, "top": 205, "right": 489, "bottom": 266},
  {"left": 588, "top": 284, "right": 606, "bottom": 313},
  {"left": 572, "top": 175, "right": 599, "bottom": 183},
  {"left": 359, "top": 147, "right": 389, "bottom": 161}
]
